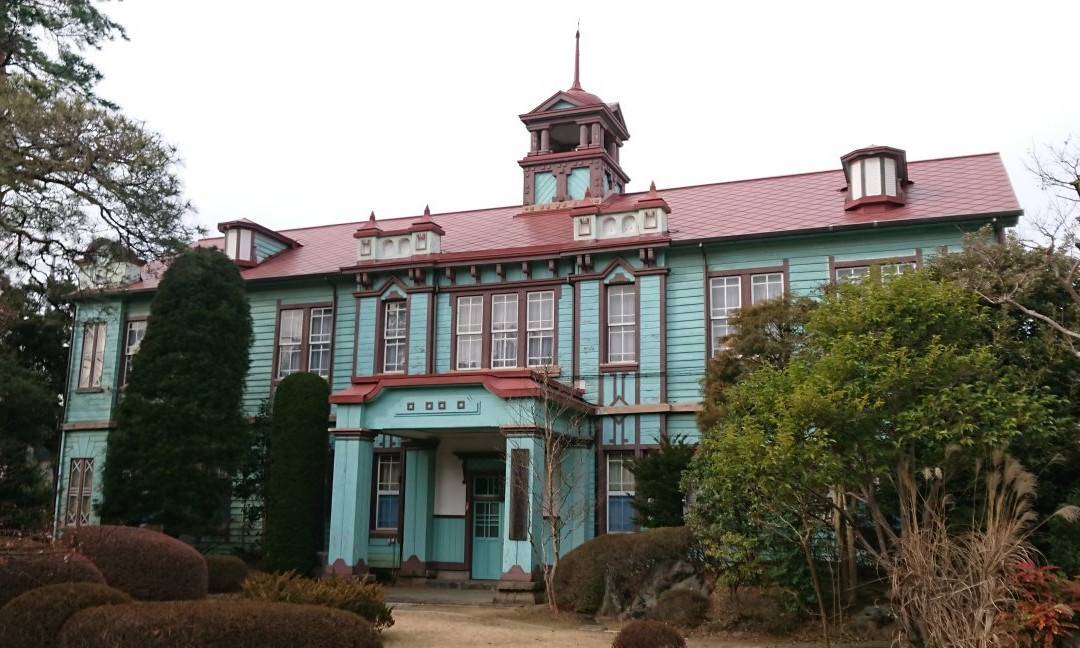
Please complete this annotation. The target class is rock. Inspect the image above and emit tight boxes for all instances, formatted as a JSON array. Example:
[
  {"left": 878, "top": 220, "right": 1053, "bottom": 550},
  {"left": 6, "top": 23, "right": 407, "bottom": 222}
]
[{"left": 852, "top": 605, "right": 895, "bottom": 640}]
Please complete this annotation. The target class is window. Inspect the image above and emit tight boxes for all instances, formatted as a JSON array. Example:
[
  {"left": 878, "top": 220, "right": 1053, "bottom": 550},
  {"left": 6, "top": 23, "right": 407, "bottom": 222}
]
[
  {"left": 66, "top": 458, "right": 94, "bottom": 526},
  {"left": 607, "top": 452, "right": 636, "bottom": 533},
  {"left": 275, "top": 305, "right": 333, "bottom": 380},
  {"left": 224, "top": 228, "right": 254, "bottom": 262},
  {"left": 835, "top": 261, "right": 915, "bottom": 284},
  {"left": 382, "top": 301, "right": 407, "bottom": 373},
  {"left": 374, "top": 454, "right": 401, "bottom": 530},
  {"left": 709, "top": 270, "right": 787, "bottom": 353},
  {"left": 120, "top": 320, "right": 147, "bottom": 386},
  {"left": 456, "top": 296, "right": 484, "bottom": 369},
  {"left": 526, "top": 291, "right": 554, "bottom": 366},
  {"left": 78, "top": 322, "right": 107, "bottom": 389},
  {"left": 607, "top": 285, "right": 636, "bottom": 363},
  {"left": 491, "top": 294, "right": 518, "bottom": 368}
]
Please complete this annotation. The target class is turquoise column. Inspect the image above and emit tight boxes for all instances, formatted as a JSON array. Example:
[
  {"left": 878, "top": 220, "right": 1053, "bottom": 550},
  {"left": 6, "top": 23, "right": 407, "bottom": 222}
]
[
  {"left": 400, "top": 440, "right": 437, "bottom": 576},
  {"left": 501, "top": 433, "right": 545, "bottom": 581},
  {"left": 327, "top": 430, "right": 374, "bottom": 575}
]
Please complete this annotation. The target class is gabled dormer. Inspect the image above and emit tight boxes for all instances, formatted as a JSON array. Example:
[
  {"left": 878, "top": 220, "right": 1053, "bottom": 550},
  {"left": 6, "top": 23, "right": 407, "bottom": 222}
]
[
  {"left": 572, "top": 182, "right": 670, "bottom": 242},
  {"left": 218, "top": 218, "right": 301, "bottom": 267},
  {"left": 354, "top": 207, "right": 444, "bottom": 262},
  {"left": 519, "top": 32, "right": 631, "bottom": 209},
  {"left": 841, "top": 146, "right": 910, "bottom": 211},
  {"left": 75, "top": 238, "right": 144, "bottom": 290}
]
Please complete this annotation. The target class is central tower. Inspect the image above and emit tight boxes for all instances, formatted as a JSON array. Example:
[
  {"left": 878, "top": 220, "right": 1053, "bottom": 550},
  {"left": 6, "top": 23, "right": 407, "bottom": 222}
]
[{"left": 518, "top": 31, "right": 630, "bottom": 207}]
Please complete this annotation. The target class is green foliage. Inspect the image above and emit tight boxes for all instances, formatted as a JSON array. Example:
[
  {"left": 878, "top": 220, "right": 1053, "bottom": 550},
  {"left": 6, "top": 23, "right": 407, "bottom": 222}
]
[
  {"left": 0, "top": 549, "right": 105, "bottom": 607},
  {"left": 611, "top": 619, "right": 685, "bottom": 648},
  {"left": 628, "top": 435, "right": 695, "bottom": 528},
  {"left": 59, "top": 600, "right": 383, "bottom": 648},
  {"left": 0, "top": 582, "right": 131, "bottom": 648},
  {"left": 230, "top": 399, "right": 272, "bottom": 545},
  {"left": 205, "top": 555, "right": 248, "bottom": 593},
  {"left": 648, "top": 588, "right": 709, "bottom": 628},
  {"left": 553, "top": 527, "right": 701, "bottom": 614},
  {"left": 63, "top": 525, "right": 208, "bottom": 601},
  {"left": 102, "top": 248, "right": 252, "bottom": 536},
  {"left": 264, "top": 373, "right": 330, "bottom": 574},
  {"left": 241, "top": 570, "right": 394, "bottom": 630}
]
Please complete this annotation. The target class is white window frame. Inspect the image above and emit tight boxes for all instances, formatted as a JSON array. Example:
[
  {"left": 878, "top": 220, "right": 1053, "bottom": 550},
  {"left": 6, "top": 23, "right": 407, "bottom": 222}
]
[
  {"left": 121, "top": 320, "right": 146, "bottom": 387},
  {"left": 382, "top": 301, "right": 407, "bottom": 373},
  {"left": 307, "top": 307, "right": 333, "bottom": 378},
  {"left": 456, "top": 296, "right": 484, "bottom": 370},
  {"left": 606, "top": 452, "right": 636, "bottom": 533},
  {"left": 275, "top": 306, "right": 334, "bottom": 380},
  {"left": 275, "top": 309, "right": 304, "bottom": 379},
  {"left": 78, "top": 322, "right": 107, "bottom": 389},
  {"left": 606, "top": 285, "right": 636, "bottom": 364},
  {"left": 835, "top": 261, "right": 916, "bottom": 284},
  {"left": 709, "top": 276, "right": 741, "bottom": 354},
  {"left": 526, "top": 291, "right": 555, "bottom": 367},
  {"left": 66, "top": 458, "right": 94, "bottom": 526},
  {"left": 374, "top": 454, "right": 401, "bottom": 531},
  {"left": 490, "top": 294, "right": 518, "bottom": 368}
]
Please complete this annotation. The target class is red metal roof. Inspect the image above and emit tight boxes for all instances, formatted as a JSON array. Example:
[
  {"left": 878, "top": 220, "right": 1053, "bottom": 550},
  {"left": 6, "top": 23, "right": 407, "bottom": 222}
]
[{"left": 125, "top": 153, "right": 1019, "bottom": 289}]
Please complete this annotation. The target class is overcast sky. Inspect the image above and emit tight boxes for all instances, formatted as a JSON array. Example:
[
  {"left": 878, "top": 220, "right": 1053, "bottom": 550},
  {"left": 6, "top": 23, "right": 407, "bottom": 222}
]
[{"left": 89, "top": 0, "right": 1080, "bottom": 238}]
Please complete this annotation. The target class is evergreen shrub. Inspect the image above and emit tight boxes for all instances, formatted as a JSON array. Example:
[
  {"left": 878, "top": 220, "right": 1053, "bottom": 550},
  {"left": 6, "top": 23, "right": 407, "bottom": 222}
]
[
  {"left": 611, "top": 619, "right": 685, "bottom": 648},
  {"left": 0, "top": 582, "right": 131, "bottom": 648},
  {"left": 58, "top": 600, "right": 382, "bottom": 648},
  {"left": 264, "top": 372, "right": 330, "bottom": 574},
  {"left": 205, "top": 555, "right": 248, "bottom": 593},
  {"left": 63, "top": 525, "right": 207, "bottom": 600},
  {"left": 0, "top": 550, "right": 105, "bottom": 607},
  {"left": 648, "top": 588, "right": 709, "bottom": 628},
  {"left": 241, "top": 570, "right": 393, "bottom": 630}
]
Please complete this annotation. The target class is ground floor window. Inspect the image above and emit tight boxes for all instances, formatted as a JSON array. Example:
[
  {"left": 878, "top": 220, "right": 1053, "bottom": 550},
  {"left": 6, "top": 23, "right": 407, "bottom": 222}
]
[
  {"left": 374, "top": 453, "right": 401, "bottom": 530},
  {"left": 606, "top": 452, "right": 636, "bottom": 533},
  {"left": 66, "top": 458, "right": 94, "bottom": 526}
]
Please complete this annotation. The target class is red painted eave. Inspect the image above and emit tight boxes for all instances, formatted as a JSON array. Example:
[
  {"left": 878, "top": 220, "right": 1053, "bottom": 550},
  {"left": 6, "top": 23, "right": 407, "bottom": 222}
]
[{"left": 329, "top": 371, "right": 591, "bottom": 411}]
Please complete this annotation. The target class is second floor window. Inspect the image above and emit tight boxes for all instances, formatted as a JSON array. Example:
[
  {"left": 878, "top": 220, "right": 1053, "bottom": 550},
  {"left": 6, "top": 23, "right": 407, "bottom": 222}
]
[
  {"left": 78, "top": 322, "right": 107, "bottom": 389},
  {"left": 455, "top": 290, "right": 557, "bottom": 370},
  {"left": 526, "top": 291, "right": 554, "bottom": 366},
  {"left": 835, "top": 261, "right": 915, "bottom": 284},
  {"left": 491, "top": 294, "right": 518, "bottom": 368},
  {"left": 121, "top": 320, "right": 147, "bottom": 386},
  {"left": 276, "top": 306, "right": 333, "bottom": 380},
  {"left": 456, "top": 296, "right": 484, "bottom": 370},
  {"left": 607, "top": 285, "right": 636, "bottom": 364},
  {"left": 382, "top": 301, "right": 407, "bottom": 373},
  {"left": 710, "top": 271, "right": 786, "bottom": 353}
]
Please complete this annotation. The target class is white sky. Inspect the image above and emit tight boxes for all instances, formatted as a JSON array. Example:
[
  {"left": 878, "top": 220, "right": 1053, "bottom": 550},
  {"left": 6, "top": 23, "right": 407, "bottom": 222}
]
[{"left": 90, "top": 0, "right": 1080, "bottom": 238}]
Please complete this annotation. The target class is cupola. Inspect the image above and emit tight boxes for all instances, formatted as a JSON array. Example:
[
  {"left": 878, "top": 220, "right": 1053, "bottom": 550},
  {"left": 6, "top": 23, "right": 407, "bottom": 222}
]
[
  {"left": 841, "top": 146, "right": 909, "bottom": 210},
  {"left": 217, "top": 218, "right": 300, "bottom": 266},
  {"left": 354, "top": 207, "right": 444, "bottom": 262},
  {"left": 518, "top": 31, "right": 631, "bottom": 209}
]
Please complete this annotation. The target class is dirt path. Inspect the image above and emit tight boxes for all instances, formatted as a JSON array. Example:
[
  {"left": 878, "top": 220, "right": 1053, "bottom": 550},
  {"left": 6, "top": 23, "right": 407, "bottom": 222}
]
[{"left": 383, "top": 604, "right": 839, "bottom": 648}]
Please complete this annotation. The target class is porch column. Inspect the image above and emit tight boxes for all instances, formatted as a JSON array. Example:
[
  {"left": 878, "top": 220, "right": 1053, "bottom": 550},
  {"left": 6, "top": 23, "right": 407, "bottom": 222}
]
[
  {"left": 327, "top": 429, "right": 375, "bottom": 576},
  {"left": 399, "top": 439, "right": 438, "bottom": 577},
  {"left": 501, "top": 433, "right": 544, "bottom": 582}
]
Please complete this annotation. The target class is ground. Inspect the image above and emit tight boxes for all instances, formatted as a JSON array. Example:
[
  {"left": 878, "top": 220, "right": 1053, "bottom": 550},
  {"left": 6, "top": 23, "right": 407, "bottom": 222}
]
[{"left": 383, "top": 603, "right": 885, "bottom": 648}]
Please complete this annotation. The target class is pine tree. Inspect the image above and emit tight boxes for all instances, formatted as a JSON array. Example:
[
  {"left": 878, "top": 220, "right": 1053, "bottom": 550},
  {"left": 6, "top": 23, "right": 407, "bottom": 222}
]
[{"left": 101, "top": 247, "right": 252, "bottom": 536}]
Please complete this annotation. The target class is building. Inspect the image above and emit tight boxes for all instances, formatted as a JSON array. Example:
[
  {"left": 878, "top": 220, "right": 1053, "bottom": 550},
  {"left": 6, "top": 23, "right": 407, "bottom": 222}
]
[{"left": 55, "top": 36, "right": 1021, "bottom": 590}]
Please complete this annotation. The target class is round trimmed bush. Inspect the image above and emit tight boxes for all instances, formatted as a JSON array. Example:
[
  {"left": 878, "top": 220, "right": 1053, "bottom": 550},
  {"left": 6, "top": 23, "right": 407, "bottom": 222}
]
[
  {"left": 0, "top": 582, "right": 131, "bottom": 648},
  {"left": 554, "top": 533, "right": 635, "bottom": 613},
  {"left": 0, "top": 550, "right": 105, "bottom": 607},
  {"left": 612, "top": 619, "right": 685, "bottom": 648},
  {"left": 59, "top": 600, "right": 382, "bottom": 648},
  {"left": 62, "top": 525, "right": 207, "bottom": 600},
  {"left": 205, "top": 555, "right": 248, "bottom": 593},
  {"left": 648, "top": 588, "right": 709, "bottom": 628}
]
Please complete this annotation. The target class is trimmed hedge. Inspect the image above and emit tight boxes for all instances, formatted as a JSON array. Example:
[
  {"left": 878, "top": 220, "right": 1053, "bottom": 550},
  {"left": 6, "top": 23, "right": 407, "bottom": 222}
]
[
  {"left": 206, "top": 555, "right": 248, "bottom": 593},
  {"left": 241, "top": 570, "right": 393, "bottom": 630},
  {"left": 611, "top": 620, "right": 685, "bottom": 648},
  {"left": 0, "top": 582, "right": 131, "bottom": 648},
  {"left": 554, "top": 527, "right": 700, "bottom": 614},
  {"left": 648, "top": 588, "right": 709, "bottom": 628},
  {"left": 62, "top": 525, "right": 207, "bottom": 600},
  {"left": 0, "top": 550, "right": 105, "bottom": 607},
  {"left": 59, "top": 600, "right": 382, "bottom": 648}
]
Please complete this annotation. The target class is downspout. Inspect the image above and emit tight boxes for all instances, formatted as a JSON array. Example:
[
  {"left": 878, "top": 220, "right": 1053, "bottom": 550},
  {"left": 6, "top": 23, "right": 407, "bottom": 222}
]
[
  {"left": 52, "top": 301, "right": 81, "bottom": 538},
  {"left": 325, "top": 275, "right": 339, "bottom": 560}
]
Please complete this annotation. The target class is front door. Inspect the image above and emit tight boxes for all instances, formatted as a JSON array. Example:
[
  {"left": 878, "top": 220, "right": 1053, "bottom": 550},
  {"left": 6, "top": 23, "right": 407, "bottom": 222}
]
[{"left": 470, "top": 475, "right": 503, "bottom": 580}]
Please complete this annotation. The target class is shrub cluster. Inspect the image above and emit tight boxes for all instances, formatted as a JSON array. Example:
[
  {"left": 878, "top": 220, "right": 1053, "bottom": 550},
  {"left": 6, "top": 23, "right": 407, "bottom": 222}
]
[
  {"left": 0, "top": 582, "right": 131, "bottom": 648},
  {"left": 205, "top": 554, "right": 248, "bottom": 593},
  {"left": 59, "top": 600, "right": 382, "bottom": 648},
  {"left": 0, "top": 550, "right": 105, "bottom": 607},
  {"left": 648, "top": 588, "right": 709, "bottom": 628},
  {"left": 611, "top": 619, "right": 685, "bottom": 648},
  {"left": 241, "top": 570, "right": 394, "bottom": 630},
  {"left": 554, "top": 527, "right": 701, "bottom": 614},
  {"left": 63, "top": 525, "right": 207, "bottom": 600}
]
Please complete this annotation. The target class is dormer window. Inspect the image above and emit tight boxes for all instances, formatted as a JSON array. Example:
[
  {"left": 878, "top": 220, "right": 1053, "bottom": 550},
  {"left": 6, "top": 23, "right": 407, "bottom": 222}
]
[
  {"left": 842, "top": 146, "right": 908, "bottom": 210},
  {"left": 224, "top": 227, "right": 254, "bottom": 263},
  {"left": 217, "top": 219, "right": 299, "bottom": 267}
]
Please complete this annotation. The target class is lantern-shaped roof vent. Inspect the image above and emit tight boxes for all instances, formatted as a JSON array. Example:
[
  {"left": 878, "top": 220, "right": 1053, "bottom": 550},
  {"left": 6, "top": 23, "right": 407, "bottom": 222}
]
[{"left": 841, "top": 146, "right": 909, "bottom": 211}]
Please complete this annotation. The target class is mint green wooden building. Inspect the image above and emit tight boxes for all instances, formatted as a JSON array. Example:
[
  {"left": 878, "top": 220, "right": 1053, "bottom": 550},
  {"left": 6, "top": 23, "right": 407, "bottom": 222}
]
[{"left": 55, "top": 52, "right": 1021, "bottom": 590}]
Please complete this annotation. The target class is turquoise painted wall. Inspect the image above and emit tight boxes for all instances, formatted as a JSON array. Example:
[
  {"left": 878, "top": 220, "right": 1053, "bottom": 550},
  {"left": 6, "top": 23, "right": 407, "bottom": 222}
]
[
  {"left": 408, "top": 292, "right": 429, "bottom": 374},
  {"left": 638, "top": 274, "right": 662, "bottom": 404},
  {"left": 535, "top": 172, "right": 556, "bottom": 203},
  {"left": 253, "top": 232, "right": 289, "bottom": 262},
  {"left": 356, "top": 297, "right": 377, "bottom": 377},
  {"left": 332, "top": 292, "right": 356, "bottom": 395},
  {"left": 434, "top": 292, "right": 452, "bottom": 373},
  {"left": 431, "top": 517, "right": 465, "bottom": 563},
  {"left": 56, "top": 430, "right": 109, "bottom": 527},
  {"left": 568, "top": 167, "right": 590, "bottom": 200},
  {"left": 65, "top": 302, "right": 124, "bottom": 424},
  {"left": 577, "top": 281, "right": 600, "bottom": 402}
]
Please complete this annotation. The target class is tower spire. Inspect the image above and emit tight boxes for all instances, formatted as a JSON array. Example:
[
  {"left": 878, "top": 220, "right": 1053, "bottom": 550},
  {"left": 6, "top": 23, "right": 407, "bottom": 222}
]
[{"left": 571, "top": 26, "right": 582, "bottom": 91}]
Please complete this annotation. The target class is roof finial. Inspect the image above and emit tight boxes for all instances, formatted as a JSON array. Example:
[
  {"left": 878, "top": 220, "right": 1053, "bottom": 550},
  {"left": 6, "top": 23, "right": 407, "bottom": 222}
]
[
  {"left": 571, "top": 24, "right": 582, "bottom": 91},
  {"left": 368, "top": 211, "right": 376, "bottom": 222},
  {"left": 423, "top": 204, "right": 431, "bottom": 217}
]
